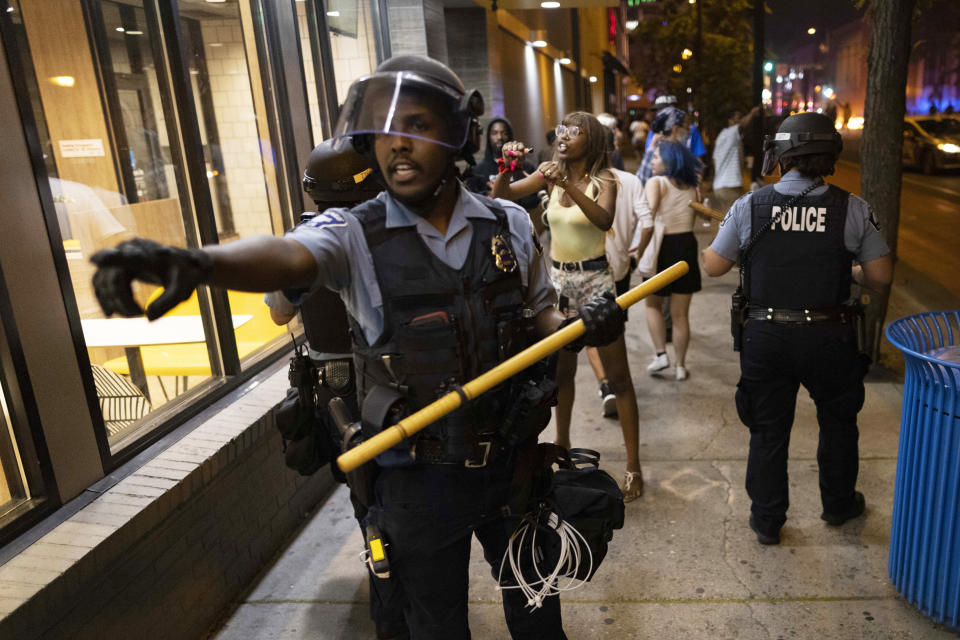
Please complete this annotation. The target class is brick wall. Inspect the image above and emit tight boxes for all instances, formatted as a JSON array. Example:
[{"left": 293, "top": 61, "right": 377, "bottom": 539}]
[{"left": 0, "top": 367, "right": 335, "bottom": 640}]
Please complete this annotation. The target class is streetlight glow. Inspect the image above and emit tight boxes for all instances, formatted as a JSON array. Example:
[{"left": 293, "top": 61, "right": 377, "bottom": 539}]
[
  {"left": 681, "top": 48, "right": 693, "bottom": 60},
  {"left": 807, "top": 27, "right": 816, "bottom": 35},
  {"left": 764, "top": 61, "right": 774, "bottom": 73}
]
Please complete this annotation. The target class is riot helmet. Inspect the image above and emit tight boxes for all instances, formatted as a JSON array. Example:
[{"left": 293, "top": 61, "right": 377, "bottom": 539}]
[
  {"left": 302, "top": 136, "right": 379, "bottom": 207},
  {"left": 761, "top": 112, "right": 842, "bottom": 175},
  {"left": 332, "top": 55, "right": 483, "bottom": 165}
]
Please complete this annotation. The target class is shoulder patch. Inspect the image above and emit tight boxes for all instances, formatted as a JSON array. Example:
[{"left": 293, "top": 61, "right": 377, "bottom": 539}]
[{"left": 303, "top": 211, "right": 348, "bottom": 230}]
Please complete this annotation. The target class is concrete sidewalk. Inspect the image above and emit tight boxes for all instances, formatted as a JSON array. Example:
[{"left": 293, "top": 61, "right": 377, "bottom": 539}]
[{"left": 207, "top": 227, "right": 955, "bottom": 639}]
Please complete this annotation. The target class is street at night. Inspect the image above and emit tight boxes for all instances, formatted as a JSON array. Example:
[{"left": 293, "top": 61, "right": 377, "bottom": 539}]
[{"left": 831, "top": 137, "right": 960, "bottom": 365}]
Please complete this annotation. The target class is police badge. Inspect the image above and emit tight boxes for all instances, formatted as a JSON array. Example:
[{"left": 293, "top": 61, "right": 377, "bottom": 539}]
[{"left": 491, "top": 234, "right": 518, "bottom": 272}]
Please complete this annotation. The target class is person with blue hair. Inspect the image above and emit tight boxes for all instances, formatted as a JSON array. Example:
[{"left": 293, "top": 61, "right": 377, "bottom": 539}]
[{"left": 636, "top": 140, "right": 705, "bottom": 381}]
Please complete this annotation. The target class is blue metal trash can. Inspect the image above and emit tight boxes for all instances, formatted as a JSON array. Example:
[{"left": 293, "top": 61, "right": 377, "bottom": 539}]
[{"left": 886, "top": 311, "right": 960, "bottom": 627}]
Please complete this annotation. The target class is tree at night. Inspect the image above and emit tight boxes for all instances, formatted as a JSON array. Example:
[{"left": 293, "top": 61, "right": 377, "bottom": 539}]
[
  {"left": 629, "top": 0, "right": 754, "bottom": 139},
  {"left": 859, "top": 0, "right": 917, "bottom": 361}
]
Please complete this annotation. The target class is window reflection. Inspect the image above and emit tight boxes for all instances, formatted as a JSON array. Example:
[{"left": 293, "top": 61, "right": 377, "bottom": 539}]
[
  {"left": 0, "top": 389, "right": 29, "bottom": 516},
  {"left": 12, "top": 0, "right": 213, "bottom": 446},
  {"left": 176, "top": 0, "right": 289, "bottom": 368},
  {"left": 328, "top": 0, "right": 378, "bottom": 103},
  {"left": 295, "top": 0, "right": 324, "bottom": 145}
]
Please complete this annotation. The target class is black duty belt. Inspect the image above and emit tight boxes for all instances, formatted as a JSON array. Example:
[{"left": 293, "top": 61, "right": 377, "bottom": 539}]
[
  {"left": 413, "top": 436, "right": 503, "bottom": 468},
  {"left": 747, "top": 306, "right": 854, "bottom": 324},
  {"left": 552, "top": 255, "right": 608, "bottom": 272}
]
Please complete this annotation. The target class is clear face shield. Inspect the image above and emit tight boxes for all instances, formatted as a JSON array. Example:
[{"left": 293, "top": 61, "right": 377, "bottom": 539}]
[{"left": 332, "top": 71, "right": 472, "bottom": 150}]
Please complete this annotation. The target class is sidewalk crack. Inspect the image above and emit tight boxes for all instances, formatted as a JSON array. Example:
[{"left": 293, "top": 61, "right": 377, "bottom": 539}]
[
  {"left": 695, "top": 405, "right": 729, "bottom": 459},
  {"left": 711, "top": 460, "right": 771, "bottom": 636}
]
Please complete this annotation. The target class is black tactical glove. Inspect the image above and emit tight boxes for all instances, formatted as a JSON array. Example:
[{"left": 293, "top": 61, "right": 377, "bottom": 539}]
[
  {"left": 578, "top": 291, "right": 626, "bottom": 347},
  {"left": 90, "top": 238, "right": 213, "bottom": 320}
]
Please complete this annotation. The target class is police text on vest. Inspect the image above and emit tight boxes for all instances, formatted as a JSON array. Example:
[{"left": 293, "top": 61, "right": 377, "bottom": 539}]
[{"left": 772, "top": 206, "right": 826, "bottom": 232}]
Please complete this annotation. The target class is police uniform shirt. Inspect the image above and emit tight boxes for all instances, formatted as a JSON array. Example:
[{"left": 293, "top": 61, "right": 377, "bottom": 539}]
[
  {"left": 710, "top": 169, "right": 890, "bottom": 263},
  {"left": 286, "top": 183, "right": 558, "bottom": 346}
]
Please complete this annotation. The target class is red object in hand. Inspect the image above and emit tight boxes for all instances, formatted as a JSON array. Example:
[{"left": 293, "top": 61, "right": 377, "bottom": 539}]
[{"left": 496, "top": 157, "right": 519, "bottom": 174}]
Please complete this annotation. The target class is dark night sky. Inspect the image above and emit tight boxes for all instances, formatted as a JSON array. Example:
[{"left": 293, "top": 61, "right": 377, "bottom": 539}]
[{"left": 765, "top": 0, "right": 864, "bottom": 59}]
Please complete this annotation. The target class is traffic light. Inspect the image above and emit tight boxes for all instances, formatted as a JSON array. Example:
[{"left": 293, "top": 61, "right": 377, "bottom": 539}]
[{"left": 764, "top": 61, "right": 774, "bottom": 73}]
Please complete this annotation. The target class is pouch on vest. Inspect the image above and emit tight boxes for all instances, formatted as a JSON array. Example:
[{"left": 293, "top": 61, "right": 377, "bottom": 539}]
[
  {"left": 274, "top": 387, "right": 336, "bottom": 476},
  {"left": 361, "top": 385, "right": 415, "bottom": 467}
]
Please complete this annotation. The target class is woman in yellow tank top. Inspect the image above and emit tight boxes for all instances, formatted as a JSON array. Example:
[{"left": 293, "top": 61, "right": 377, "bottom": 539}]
[{"left": 491, "top": 112, "right": 643, "bottom": 503}]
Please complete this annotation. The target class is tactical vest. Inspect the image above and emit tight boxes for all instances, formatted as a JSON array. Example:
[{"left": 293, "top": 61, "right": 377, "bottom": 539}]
[
  {"left": 348, "top": 196, "right": 533, "bottom": 465},
  {"left": 748, "top": 184, "right": 853, "bottom": 309},
  {"left": 300, "top": 287, "right": 352, "bottom": 355}
]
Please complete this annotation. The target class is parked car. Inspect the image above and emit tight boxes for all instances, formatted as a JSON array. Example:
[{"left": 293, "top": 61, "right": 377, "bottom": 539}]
[{"left": 902, "top": 115, "right": 960, "bottom": 174}]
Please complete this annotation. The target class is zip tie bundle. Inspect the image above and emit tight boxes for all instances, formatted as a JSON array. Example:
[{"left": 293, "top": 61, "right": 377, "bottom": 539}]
[{"left": 496, "top": 508, "right": 594, "bottom": 609}]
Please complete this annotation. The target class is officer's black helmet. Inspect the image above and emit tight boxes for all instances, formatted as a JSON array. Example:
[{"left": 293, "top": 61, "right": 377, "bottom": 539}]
[
  {"left": 301, "top": 136, "right": 379, "bottom": 206},
  {"left": 761, "top": 112, "right": 842, "bottom": 175},
  {"left": 332, "top": 55, "right": 484, "bottom": 165}
]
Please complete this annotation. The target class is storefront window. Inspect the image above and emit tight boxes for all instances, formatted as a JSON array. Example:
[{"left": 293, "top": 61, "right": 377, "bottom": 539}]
[
  {"left": 10, "top": 0, "right": 289, "bottom": 447},
  {"left": 295, "top": 0, "right": 325, "bottom": 146},
  {"left": 9, "top": 0, "right": 213, "bottom": 448},
  {"left": 178, "top": 1, "right": 291, "bottom": 373},
  {"left": 0, "top": 268, "right": 49, "bottom": 528},
  {"left": 327, "top": 0, "right": 379, "bottom": 102},
  {"left": 0, "top": 389, "right": 29, "bottom": 517}
]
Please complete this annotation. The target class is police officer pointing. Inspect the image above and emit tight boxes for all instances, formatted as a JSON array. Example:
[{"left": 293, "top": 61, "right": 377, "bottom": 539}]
[
  {"left": 702, "top": 112, "right": 893, "bottom": 545},
  {"left": 91, "top": 55, "right": 627, "bottom": 638}
]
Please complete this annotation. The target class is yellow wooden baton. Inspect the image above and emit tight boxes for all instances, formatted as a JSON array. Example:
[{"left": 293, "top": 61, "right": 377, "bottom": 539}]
[
  {"left": 336, "top": 260, "right": 690, "bottom": 472},
  {"left": 689, "top": 201, "right": 725, "bottom": 222}
]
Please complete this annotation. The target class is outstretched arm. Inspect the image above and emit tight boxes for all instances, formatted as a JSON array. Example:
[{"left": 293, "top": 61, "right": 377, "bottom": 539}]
[
  {"left": 91, "top": 235, "right": 318, "bottom": 320},
  {"left": 205, "top": 236, "right": 317, "bottom": 291}
]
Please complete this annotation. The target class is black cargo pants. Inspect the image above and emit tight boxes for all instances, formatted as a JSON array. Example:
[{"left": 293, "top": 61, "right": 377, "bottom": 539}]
[
  {"left": 736, "top": 320, "right": 865, "bottom": 536},
  {"left": 371, "top": 456, "right": 566, "bottom": 640}
]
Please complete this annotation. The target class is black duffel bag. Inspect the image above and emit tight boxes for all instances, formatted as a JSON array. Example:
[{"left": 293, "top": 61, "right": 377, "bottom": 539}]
[{"left": 540, "top": 446, "right": 625, "bottom": 581}]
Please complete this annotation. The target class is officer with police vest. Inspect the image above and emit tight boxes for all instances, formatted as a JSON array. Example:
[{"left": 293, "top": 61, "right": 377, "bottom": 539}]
[
  {"left": 90, "top": 55, "right": 627, "bottom": 638},
  {"left": 702, "top": 112, "right": 892, "bottom": 545},
  {"left": 265, "top": 137, "right": 410, "bottom": 640}
]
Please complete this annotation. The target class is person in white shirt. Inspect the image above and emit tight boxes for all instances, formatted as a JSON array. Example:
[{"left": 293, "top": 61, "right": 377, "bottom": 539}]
[{"left": 711, "top": 106, "right": 760, "bottom": 214}]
